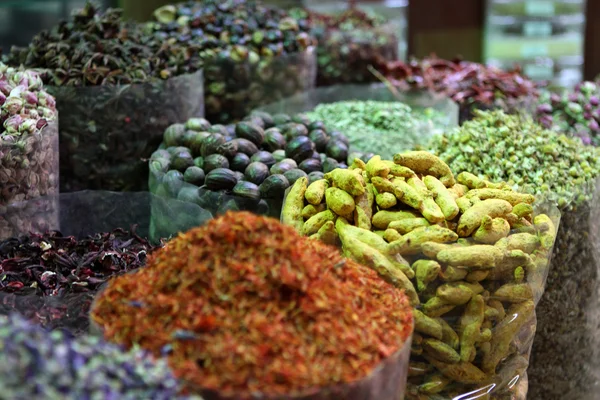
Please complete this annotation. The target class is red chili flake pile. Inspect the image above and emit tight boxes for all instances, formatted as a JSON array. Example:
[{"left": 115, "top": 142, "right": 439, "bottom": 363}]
[
  {"left": 91, "top": 211, "right": 413, "bottom": 397},
  {"left": 377, "top": 56, "right": 540, "bottom": 121}
]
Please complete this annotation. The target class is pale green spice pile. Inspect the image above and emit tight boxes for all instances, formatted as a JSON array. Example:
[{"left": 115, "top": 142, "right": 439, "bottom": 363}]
[
  {"left": 428, "top": 109, "right": 600, "bottom": 210},
  {"left": 306, "top": 100, "right": 439, "bottom": 160}
]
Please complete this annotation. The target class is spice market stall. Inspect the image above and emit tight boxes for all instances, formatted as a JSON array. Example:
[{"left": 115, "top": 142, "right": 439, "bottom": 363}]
[
  {"left": 427, "top": 110, "right": 600, "bottom": 400},
  {"left": 280, "top": 151, "right": 560, "bottom": 399}
]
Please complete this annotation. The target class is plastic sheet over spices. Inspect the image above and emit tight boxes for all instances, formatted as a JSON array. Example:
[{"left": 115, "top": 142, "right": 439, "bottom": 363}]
[{"left": 48, "top": 70, "right": 204, "bottom": 192}]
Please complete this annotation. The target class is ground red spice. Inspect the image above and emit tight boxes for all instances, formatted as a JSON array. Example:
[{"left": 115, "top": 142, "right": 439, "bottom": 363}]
[{"left": 91, "top": 211, "right": 413, "bottom": 397}]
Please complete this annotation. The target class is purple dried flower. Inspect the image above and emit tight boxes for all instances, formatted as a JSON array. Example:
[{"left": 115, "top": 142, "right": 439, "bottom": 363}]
[
  {"left": 589, "top": 119, "right": 599, "bottom": 132},
  {"left": 584, "top": 111, "right": 593, "bottom": 120},
  {"left": 0, "top": 93, "right": 5, "bottom": 107},
  {"left": 18, "top": 119, "right": 37, "bottom": 133},
  {"left": 550, "top": 93, "right": 561, "bottom": 104},
  {"left": 35, "top": 118, "right": 48, "bottom": 130},
  {"left": 584, "top": 103, "right": 593, "bottom": 112},
  {"left": 0, "top": 78, "right": 13, "bottom": 96},
  {"left": 590, "top": 96, "right": 599, "bottom": 107}
]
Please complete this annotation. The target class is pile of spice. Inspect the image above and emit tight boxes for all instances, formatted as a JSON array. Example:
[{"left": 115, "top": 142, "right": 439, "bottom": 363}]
[
  {"left": 0, "top": 313, "right": 193, "bottom": 399},
  {"left": 150, "top": 110, "right": 350, "bottom": 218},
  {"left": 289, "top": 7, "right": 397, "bottom": 87},
  {"left": 281, "top": 152, "right": 558, "bottom": 399},
  {"left": 536, "top": 81, "right": 600, "bottom": 146},
  {"left": 0, "top": 228, "right": 159, "bottom": 335},
  {"left": 4, "top": 2, "right": 204, "bottom": 192},
  {"left": 427, "top": 110, "right": 600, "bottom": 399},
  {"left": 377, "top": 56, "right": 540, "bottom": 122},
  {"left": 91, "top": 211, "right": 413, "bottom": 398},
  {"left": 0, "top": 63, "right": 58, "bottom": 205},
  {"left": 149, "top": 0, "right": 317, "bottom": 123},
  {"left": 306, "top": 100, "right": 442, "bottom": 160}
]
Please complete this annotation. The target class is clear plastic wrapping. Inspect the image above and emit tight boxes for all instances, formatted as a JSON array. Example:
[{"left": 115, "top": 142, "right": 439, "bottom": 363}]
[
  {"left": 203, "top": 48, "right": 317, "bottom": 123},
  {"left": 260, "top": 84, "right": 459, "bottom": 159},
  {"left": 48, "top": 70, "right": 204, "bottom": 192},
  {"left": 314, "top": 23, "right": 399, "bottom": 87},
  {"left": 0, "top": 120, "right": 59, "bottom": 238},
  {"left": 527, "top": 179, "right": 600, "bottom": 399},
  {"left": 0, "top": 191, "right": 213, "bottom": 335}
]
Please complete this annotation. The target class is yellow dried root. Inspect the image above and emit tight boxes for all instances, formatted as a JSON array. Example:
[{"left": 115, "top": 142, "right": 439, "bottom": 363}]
[
  {"left": 423, "top": 339, "right": 461, "bottom": 364},
  {"left": 437, "top": 318, "right": 460, "bottom": 350},
  {"left": 414, "top": 309, "right": 443, "bottom": 339},
  {"left": 302, "top": 210, "right": 336, "bottom": 236},
  {"left": 325, "top": 187, "right": 355, "bottom": 216},
  {"left": 512, "top": 202, "right": 534, "bottom": 219},
  {"left": 424, "top": 356, "right": 488, "bottom": 384},
  {"left": 324, "top": 168, "right": 366, "bottom": 196},
  {"left": 376, "top": 192, "right": 397, "bottom": 209},
  {"left": 495, "top": 232, "right": 539, "bottom": 254},
  {"left": 389, "top": 217, "right": 431, "bottom": 234},
  {"left": 391, "top": 178, "right": 425, "bottom": 211},
  {"left": 457, "top": 199, "right": 513, "bottom": 237},
  {"left": 388, "top": 226, "right": 459, "bottom": 255},
  {"left": 413, "top": 260, "right": 441, "bottom": 292},
  {"left": 482, "top": 301, "right": 534, "bottom": 374},
  {"left": 423, "top": 296, "right": 456, "bottom": 317},
  {"left": 492, "top": 283, "right": 534, "bottom": 303},
  {"left": 365, "top": 155, "right": 390, "bottom": 178},
  {"left": 353, "top": 183, "right": 374, "bottom": 230},
  {"left": 372, "top": 210, "right": 421, "bottom": 229},
  {"left": 408, "top": 177, "right": 445, "bottom": 223},
  {"left": 423, "top": 175, "right": 460, "bottom": 220},
  {"left": 309, "top": 220, "right": 338, "bottom": 246},
  {"left": 472, "top": 216, "right": 511, "bottom": 244},
  {"left": 458, "top": 294, "right": 485, "bottom": 363},
  {"left": 419, "top": 373, "right": 452, "bottom": 395},
  {"left": 439, "top": 265, "right": 469, "bottom": 282},
  {"left": 336, "top": 218, "right": 418, "bottom": 304},
  {"left": 534, "top": 214, "right": 557, "bottom": 249},
  {"left": 301, "top": 203, "right": 326, "bottom": 219},
  {"left": 436, "top": 245, "right": 504, "bottom": 268},
  {"left": 281, "top": 176, "right": 307, "bottom": 232},
  {"left": 436, "top": 282, "right": 484, "bottom": 305},
  {"left": 393, "top": 151, "right": 456, "bottom": 187},
  {"left": 349, "top": 157, "right": 367, "bottom": 170},
  {"left": 465, "top": 189, "right": 535, "bottom": 206},
  {"left": 305, "top": 179, "right": 328, "bottom": 205}
]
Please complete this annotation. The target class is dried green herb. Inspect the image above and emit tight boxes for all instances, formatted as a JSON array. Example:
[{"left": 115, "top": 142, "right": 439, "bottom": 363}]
[{"left": 307, "top": 100, "right": 443, "bottom": 161}]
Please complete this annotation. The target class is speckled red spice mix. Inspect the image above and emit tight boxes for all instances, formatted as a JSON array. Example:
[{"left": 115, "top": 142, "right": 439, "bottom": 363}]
[{"left": 91, "top": 211, "right": 413, "bottom": 396}]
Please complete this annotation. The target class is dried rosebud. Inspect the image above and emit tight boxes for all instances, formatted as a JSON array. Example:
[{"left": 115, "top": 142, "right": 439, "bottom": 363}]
[
  {"left": 590, "top": 96, "right": 599, "bottom": 107},
  {"left": 3, "top": 115, "right": 22, "bottom": 133},
  {"left": 18, "top": 118, "right": 37, "bottom": 134},
  {"left": 36, "top": 118, "right": 48, "bottom": 130},
  {"left": 3, "top": 96, "right": 23, "bottom": 115},
  {"left": 0, "top": 93, "right": 5, "bottom": 107},
  {"left": 537, "top": 104, "right": 552, "bottom": 114},
  {"left": 22, "top": 90, "right": 38, "bottom": 105},
  {"left": 0, "top": 78, "right": 13, "bottom": 96}
]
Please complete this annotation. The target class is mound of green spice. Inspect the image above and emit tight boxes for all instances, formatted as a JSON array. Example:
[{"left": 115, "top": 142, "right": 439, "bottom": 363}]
[
  {"left": 306, "top": 100, "right": 441, "bottom": 161},
  {"left": 428, "top": 109, "right": 600, "bottom": 211}
]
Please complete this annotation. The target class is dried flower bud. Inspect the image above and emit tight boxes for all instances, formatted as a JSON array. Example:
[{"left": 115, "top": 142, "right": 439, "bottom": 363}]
[
  {"left": 22, "top": 90, "right": 38, "bottom": 105},
  {"left": 3, "top": 96, "right": 23, "bottom": 115},
  {"left": 3, "top": 115, "right": 22, "bottom": 133}
]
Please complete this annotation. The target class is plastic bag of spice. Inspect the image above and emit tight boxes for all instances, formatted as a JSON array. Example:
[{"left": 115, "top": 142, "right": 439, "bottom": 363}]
[
  {"left": 203, "top": 48, "right": 317, "bottom": 124},
  {"left": 259, "top": 84, "right": 458, "bottom": 160},
  {"left": 279, "top": 160, "right": 561, "bottom": 399},
  {"left": 0, "top": 191, "right": 212, "bottom": 335},
  {"left": 47, "top": 70, "right": 204, "bottom": 193},
  {"left": 0, "top": 120, "right": 59, "bottom": 239}
]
